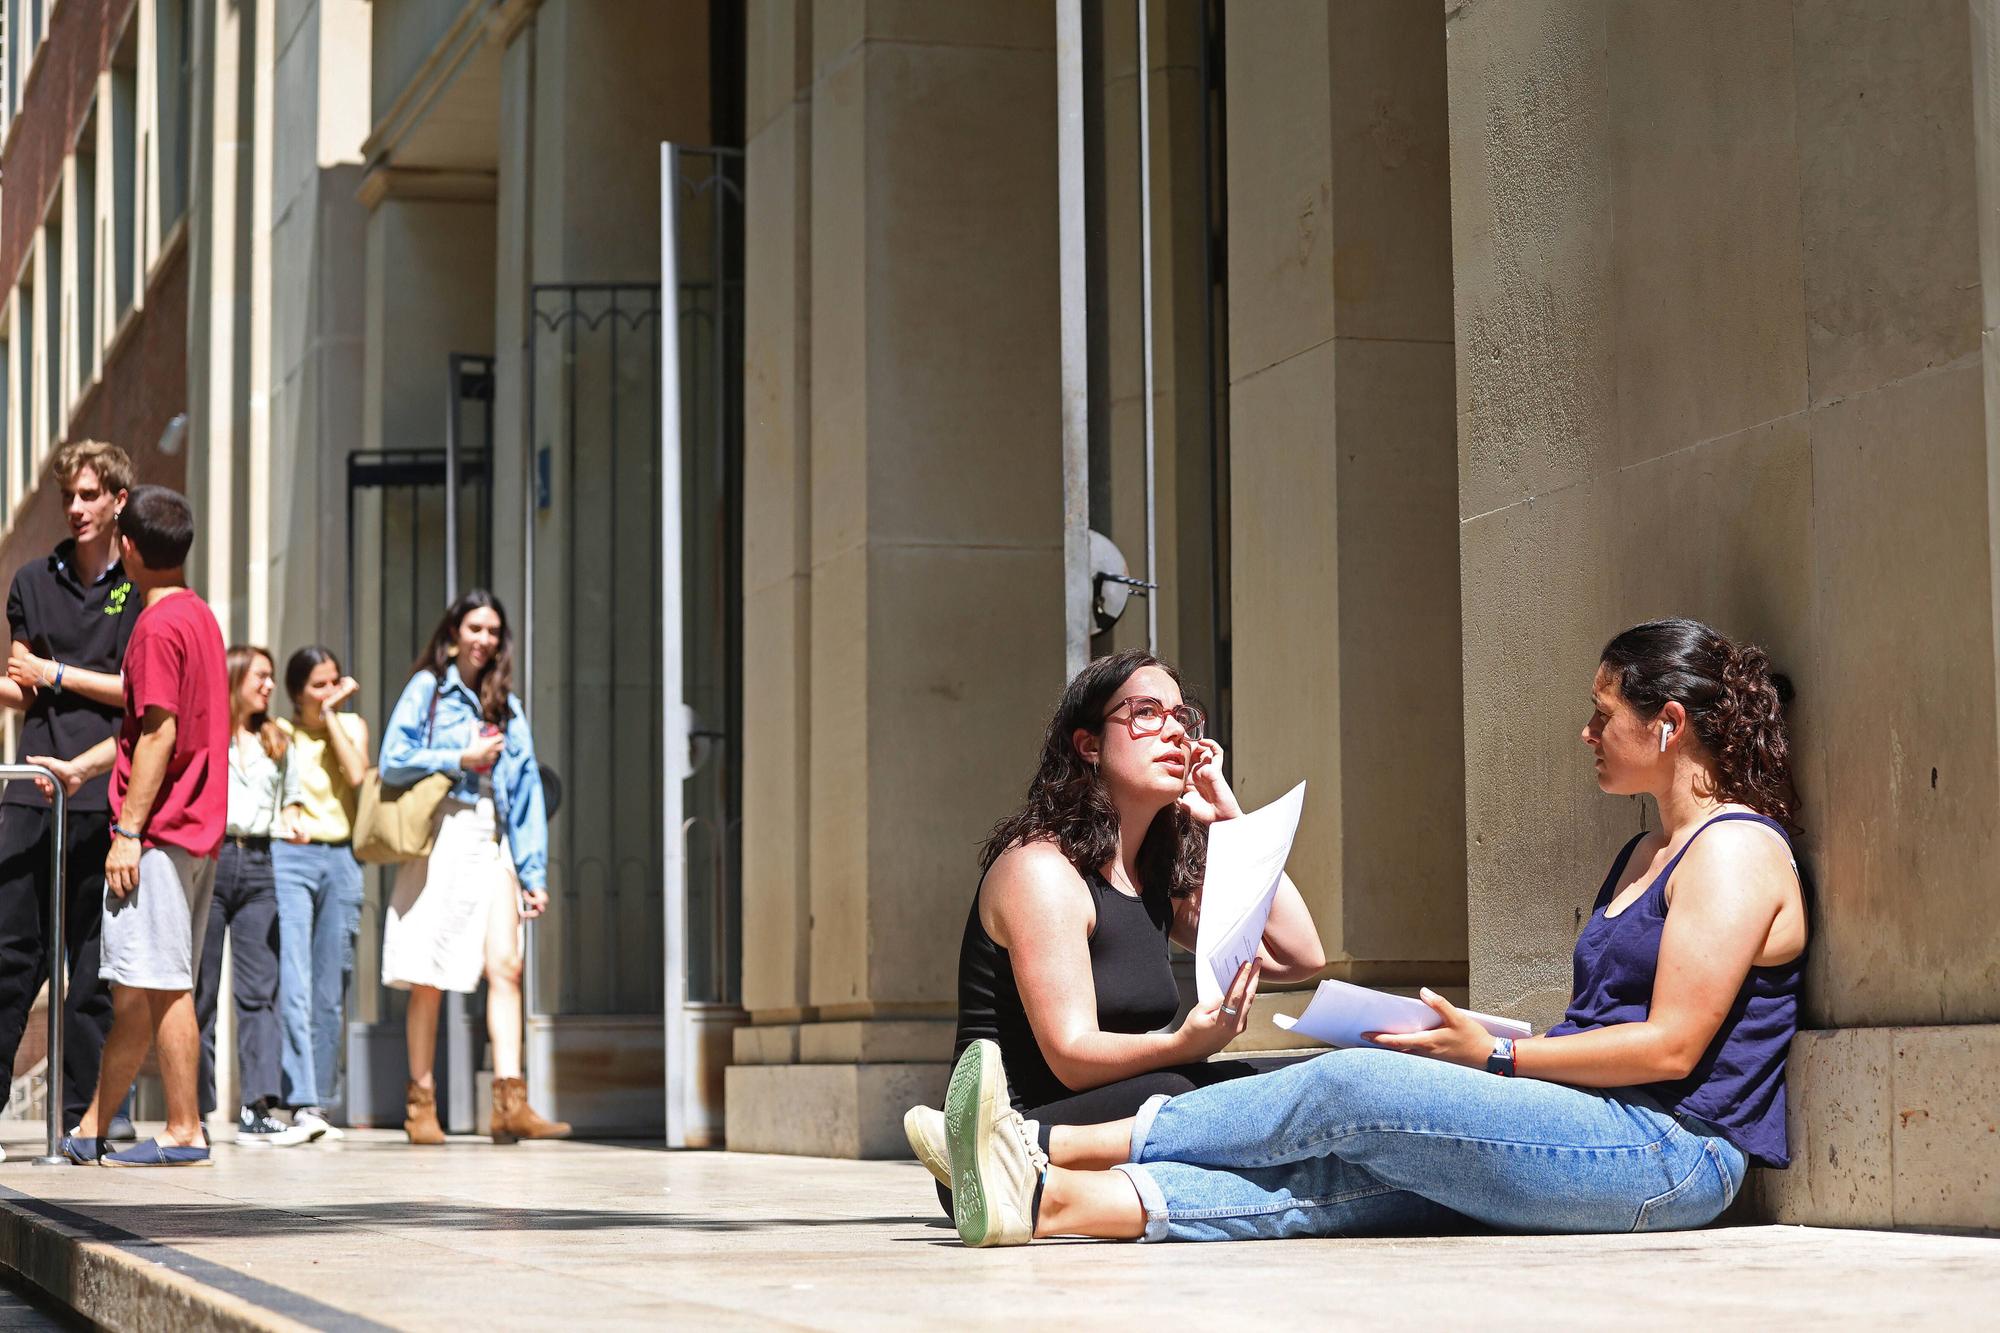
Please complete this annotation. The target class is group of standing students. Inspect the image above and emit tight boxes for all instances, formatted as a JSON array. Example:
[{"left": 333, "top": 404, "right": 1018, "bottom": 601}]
[
  {"left": 198, "top": 643, "right": 369, "bottom": 1143},
  {"left": 0, "top": 439, "right": 566, "bottom": 1157}
]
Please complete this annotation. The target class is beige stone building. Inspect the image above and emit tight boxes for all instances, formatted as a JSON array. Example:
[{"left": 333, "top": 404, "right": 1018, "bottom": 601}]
[
  {"left": 3, "top": 0, "right": 1994, "bottom": 1234},
  {"left": 727, "top": 0, "right": 2000, "bottom": 1236}
]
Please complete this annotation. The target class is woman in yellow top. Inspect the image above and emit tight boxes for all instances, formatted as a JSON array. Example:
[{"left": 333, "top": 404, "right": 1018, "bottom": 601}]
[{"left": 272, "top": 645, "right": 371, "bottom": 1141}]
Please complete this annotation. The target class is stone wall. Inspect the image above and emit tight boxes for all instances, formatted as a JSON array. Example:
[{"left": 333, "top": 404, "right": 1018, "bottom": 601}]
[
  {"left": 1224, "top": 0, "right": 1464, "bottom": 982},
  {"left": 1446, "top": 0, "right": 2000, "bottom": 1230}
]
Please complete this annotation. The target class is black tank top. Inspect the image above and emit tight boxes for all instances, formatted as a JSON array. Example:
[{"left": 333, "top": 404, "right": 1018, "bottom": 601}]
[{"left": 953, "top": 864, "right": 1182, "bottom": 1111}]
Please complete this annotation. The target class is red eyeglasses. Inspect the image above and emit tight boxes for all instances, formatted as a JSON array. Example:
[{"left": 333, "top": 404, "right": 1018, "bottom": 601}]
[{"left": 1103, "top": 696, "right": 1206, "bottom": 742}]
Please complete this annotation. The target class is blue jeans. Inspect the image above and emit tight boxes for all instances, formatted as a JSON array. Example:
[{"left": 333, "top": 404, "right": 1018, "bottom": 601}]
[
  {"left": 272, "top": 841, "right": 364, "bottom": 1107},
  {"left": 1114, "top": 1047, "right": 1747, "bottom": 1243}
]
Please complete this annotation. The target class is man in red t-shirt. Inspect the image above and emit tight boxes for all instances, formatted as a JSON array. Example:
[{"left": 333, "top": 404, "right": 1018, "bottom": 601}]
[{"left": 33, "top": 486, "right": 227, "bottom": 1166}]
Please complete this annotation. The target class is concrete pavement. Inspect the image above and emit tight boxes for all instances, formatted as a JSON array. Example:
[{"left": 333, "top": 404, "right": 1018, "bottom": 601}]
[{"left": 0, "top": 1120, "right": 1994, "bottom": 1330}]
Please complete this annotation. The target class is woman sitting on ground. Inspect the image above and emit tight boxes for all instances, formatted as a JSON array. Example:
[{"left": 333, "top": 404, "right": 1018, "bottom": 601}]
[
  {"left": 945, "top": 618, "right": 1808, "bottom": 1246},
  {"left": 904, "top": 650, "right": 1327, "bottom": 1195}
]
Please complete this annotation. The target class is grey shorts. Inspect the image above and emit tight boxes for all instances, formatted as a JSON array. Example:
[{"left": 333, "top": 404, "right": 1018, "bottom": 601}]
[{"left": 100, "top": 845, "right": 219, "bottom": 991}]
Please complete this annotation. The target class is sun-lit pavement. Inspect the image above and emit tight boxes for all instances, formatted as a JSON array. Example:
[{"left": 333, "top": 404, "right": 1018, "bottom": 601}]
[{"left": 0, "top": 1119, "right": 1995, "bottom": 1330}]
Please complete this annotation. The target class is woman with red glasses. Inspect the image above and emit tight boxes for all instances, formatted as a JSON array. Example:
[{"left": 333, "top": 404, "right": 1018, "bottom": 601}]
[{"left": 904, "top": 650, "right": 1326, "bottom": 1209}]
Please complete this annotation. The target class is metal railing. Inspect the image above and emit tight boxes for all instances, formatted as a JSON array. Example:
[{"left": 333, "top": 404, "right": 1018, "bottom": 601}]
[{"left": 0, "top": 765, "right": 68, "bottom": 1165}]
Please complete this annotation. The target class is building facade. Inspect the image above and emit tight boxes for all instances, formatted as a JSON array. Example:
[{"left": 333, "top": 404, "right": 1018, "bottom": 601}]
[{"left": 1, "top": 0, "right": 1994, "bottom": 1233}]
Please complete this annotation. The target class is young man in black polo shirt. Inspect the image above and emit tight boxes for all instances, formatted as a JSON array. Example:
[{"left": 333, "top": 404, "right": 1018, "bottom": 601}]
[{"left": 0, "top": 441, "right": 138, "bottom": 1149}]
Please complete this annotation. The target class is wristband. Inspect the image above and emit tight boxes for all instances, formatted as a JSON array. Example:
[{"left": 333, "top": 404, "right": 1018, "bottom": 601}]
[
  {"left": 52, "top": 662, "right": 65, "bottom": 691},
  {"left": 1484, "top": 1036, "right": 1517, "bottom": 1077},
  {"left": 110, "top": 823, "right": 141, "bottom": 841}
]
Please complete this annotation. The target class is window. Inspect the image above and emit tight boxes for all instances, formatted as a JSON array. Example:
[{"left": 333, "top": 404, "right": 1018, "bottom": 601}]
[
  {"left": 41, "top": 219, "right": 60, "bottom": 446},
  {"left": 110, "top": 17, "right": 137, "bottom": 316},
  {"left": 155, "top": 0, "right": 190, "bottom": 231},
  {"left": 76, "top": 118, "right": 97, "bottom": 377},
  {"left": 0, "top": 310, "right": 12, "bottom": 517},
  {"left": 17, "top": 262, "right": 34, "bottom": 483}
]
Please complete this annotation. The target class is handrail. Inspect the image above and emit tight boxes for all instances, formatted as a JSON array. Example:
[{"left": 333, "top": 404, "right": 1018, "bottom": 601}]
[{"left": 0, "top": 766, "right": 68, "bottom": 1166}]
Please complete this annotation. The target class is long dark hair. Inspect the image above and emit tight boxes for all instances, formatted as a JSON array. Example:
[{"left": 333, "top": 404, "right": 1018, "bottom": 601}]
[
  {"left": 1600, "top": 618, "right": 1798, "bottom": 829},
  {"left": 979, "top": 650, "right": 1206, "bottom": 900},
  {"left": 284, "top": 644, "right": 342, "bottom": 713},
  {"left": 415, "top": 589, "right": 516, "bottom": 727}
]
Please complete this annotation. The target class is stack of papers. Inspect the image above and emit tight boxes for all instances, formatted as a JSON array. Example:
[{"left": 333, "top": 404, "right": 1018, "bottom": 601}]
[{"left": 1272, "top": 979, "right": 1532, "bottom": 1049}]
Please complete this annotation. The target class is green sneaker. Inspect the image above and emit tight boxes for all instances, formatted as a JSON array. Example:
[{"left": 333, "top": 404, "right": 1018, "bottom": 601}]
[{"left": 944, "top": 1039, "right": 1045, "bottom": 1248}]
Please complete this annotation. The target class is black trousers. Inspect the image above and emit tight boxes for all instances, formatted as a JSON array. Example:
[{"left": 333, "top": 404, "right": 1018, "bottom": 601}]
[
  {"left": 933, "top": 1055, "right": 1309, "bottom": 1216},
  {"left": 0, "top": 804, "right": 115, "bottom": 1127},
  {"left": 194, "top": 841, "right": 283, "bottom": 1116}
]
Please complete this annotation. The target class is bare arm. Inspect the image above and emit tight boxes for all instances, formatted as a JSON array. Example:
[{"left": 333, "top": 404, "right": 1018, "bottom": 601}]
[
  {"left": 114, "top": 709, "right": 176, "bottom": 833},
  {"left": 8, "top": 643, "right": 122, "bottom": 709},
  {"left": 25, "top": 735, "right": 118, "bottom": 795},
  {"left": 1378, "top": 822, "right": 1802, "bottom": 1084},
  {"left": 322, "top": 709, "right": 371, "bottom": 789},
  {"left": 988, "top": 844, "right": 1256, "bottom": 1094},
  {"left": 0, "top": 677, "right": 30, "bottom": 711},
  {"left": 99, "top": 712, "right": 174, "bottom": 897},
  {"left": 1169, "top": 871, "right": 1326, "bottom": 984}
]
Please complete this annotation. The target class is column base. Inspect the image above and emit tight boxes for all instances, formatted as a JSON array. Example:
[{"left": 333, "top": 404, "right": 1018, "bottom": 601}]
[
  {"left": 1744, "top": 1024, "right": 2000, "bottom": 1233},
  {"left": 725, "top": 1062, "right": 950, "bottom": 1159}
]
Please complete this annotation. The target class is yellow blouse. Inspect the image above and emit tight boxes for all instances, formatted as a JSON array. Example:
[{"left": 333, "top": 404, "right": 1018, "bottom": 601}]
[{"left": 278, "top": 713, "right": 366, "bottom": 844}]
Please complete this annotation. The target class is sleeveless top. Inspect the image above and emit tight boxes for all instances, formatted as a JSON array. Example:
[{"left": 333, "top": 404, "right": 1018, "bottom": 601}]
[
  {"left": 1547, "top": 811, "right": 1806, "bottom": 1167},
  {"left": 954, "top": 864, "right": 1182, "bottom": 1112}
]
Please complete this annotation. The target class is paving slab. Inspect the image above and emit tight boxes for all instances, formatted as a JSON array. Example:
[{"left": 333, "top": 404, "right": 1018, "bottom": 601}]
[{"left": 0, "top": 1121, "right": 1994, "bottom": 1330}]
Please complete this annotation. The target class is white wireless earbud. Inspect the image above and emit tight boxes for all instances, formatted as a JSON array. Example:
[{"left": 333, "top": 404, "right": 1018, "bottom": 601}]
[{"left": 1659, "top": 722, "right": 1675, "bottom": 753}]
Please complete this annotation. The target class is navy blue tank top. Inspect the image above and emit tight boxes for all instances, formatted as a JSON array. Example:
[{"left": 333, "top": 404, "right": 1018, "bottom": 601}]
[{"left": 1547, "top": 812, "right": 1805, "bottom": 1167}]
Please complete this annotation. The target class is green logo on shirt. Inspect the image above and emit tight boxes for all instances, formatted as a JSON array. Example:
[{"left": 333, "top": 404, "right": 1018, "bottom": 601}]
[{"left": 105, "top": 582, "right": 132, "bottom": 615}]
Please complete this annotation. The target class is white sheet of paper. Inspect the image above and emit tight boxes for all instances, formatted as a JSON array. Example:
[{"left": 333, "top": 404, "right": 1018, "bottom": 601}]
[
  {"left": 1193, "top": 781, "right": 1307, "bottom": 1005},
  {"left": 1272, "top": 979, "right": 1532, "bottom": 1049}
]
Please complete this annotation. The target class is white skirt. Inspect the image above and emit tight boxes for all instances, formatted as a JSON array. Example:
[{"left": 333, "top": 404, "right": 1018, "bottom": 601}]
[{"left": 382, "top": 796, "right": 520, "bottom": 993}]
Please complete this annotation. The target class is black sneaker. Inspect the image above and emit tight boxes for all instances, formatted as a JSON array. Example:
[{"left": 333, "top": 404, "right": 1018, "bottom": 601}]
[{"left": 236, "top": 1104, "right": 290, "bottom": 1146}]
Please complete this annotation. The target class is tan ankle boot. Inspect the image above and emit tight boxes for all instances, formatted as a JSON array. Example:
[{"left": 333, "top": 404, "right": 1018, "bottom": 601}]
[
  {"left": 490, "top": 1077, "right": 570, "bottom": 1144},
  {"left": 404, "top": 1081, "right": 446, "bottom": 1145}
]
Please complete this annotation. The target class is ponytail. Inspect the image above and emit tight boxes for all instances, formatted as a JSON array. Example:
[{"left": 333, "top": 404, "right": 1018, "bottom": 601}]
[{"left": 1600, "top": 618, "right": 1799, "bottom": 829}]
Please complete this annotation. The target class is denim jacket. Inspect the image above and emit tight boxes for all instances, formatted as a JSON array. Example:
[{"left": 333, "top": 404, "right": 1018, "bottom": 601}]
[{"left": 379, "top": 665, "right": 548, "bottom": 890}]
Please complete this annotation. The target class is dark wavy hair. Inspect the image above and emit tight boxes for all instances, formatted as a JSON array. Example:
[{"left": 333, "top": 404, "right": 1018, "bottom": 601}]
[
  {"left": 1600, "top": 618, "right": 1799, "bottom": 830},
  {"left": 414, "top": 589, "right": 516, "bottom": 727},
  {"left": 284, "top": 644, "right": 342, "bottom": 710},
  {"left": 979, "top": 650, "right": 1207, "bottom": 900}
]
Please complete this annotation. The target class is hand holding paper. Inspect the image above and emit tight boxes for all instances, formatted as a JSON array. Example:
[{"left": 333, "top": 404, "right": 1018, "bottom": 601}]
[
  {"left": 1272, "top": 979, "right": 1530, "bottom": 1051},
  {"left": 1192, "top": 782, "right": 1306, "bottom": 1005}
]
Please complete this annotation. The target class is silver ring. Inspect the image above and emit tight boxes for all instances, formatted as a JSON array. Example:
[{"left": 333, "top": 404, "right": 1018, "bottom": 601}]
[{"left": 1220, "top": 1005, "right": 1239, "bottom": 1018}]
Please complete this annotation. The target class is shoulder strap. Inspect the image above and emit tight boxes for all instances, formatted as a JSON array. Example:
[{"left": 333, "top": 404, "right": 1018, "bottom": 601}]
[
  {"left": 424, "top": 672, "right": 441, "bottom": 746},
  {"left": 1593, "top": 831, "right": 1650, "bottom": 908},
  {"left": 1655, "top": 810, "right": 1799, "bottom": 905}
]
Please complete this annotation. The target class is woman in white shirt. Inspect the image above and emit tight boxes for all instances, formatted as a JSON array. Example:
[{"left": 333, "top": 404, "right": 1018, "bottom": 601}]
[{"left": 193, "top": 646, "right": 303, "bottom": 1144}]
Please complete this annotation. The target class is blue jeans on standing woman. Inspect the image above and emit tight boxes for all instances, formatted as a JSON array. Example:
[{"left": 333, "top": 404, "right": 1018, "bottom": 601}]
[
  {"left": 272, "top": 841, "right": 364, "bottom": 1108},
  {"left": 1113, "top": 1046, "right": 1748, "bottom": 1243}
]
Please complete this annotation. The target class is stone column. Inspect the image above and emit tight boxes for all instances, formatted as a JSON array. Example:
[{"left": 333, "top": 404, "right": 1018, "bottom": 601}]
[
  {"left": 1448, "top": 0, "right": 2000, "bottom": 1230},
  {"left": 734, "top": 0, "right": 815, "bottom": 1073},
  {"left": 728, "top": 1, "right": 1065, "bottom": 1158},
  {"left": 1222, "top": 0, "right": 1464, "bottom": 1000},
  {"left": 266, "top": 0, "right": 370, "bottom": 663}
]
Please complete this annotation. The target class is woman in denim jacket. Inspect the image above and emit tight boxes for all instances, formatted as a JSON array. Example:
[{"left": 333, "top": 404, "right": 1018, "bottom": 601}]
[{"left": 378, "top": 589, "right": 568, "bottom": 1146}]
